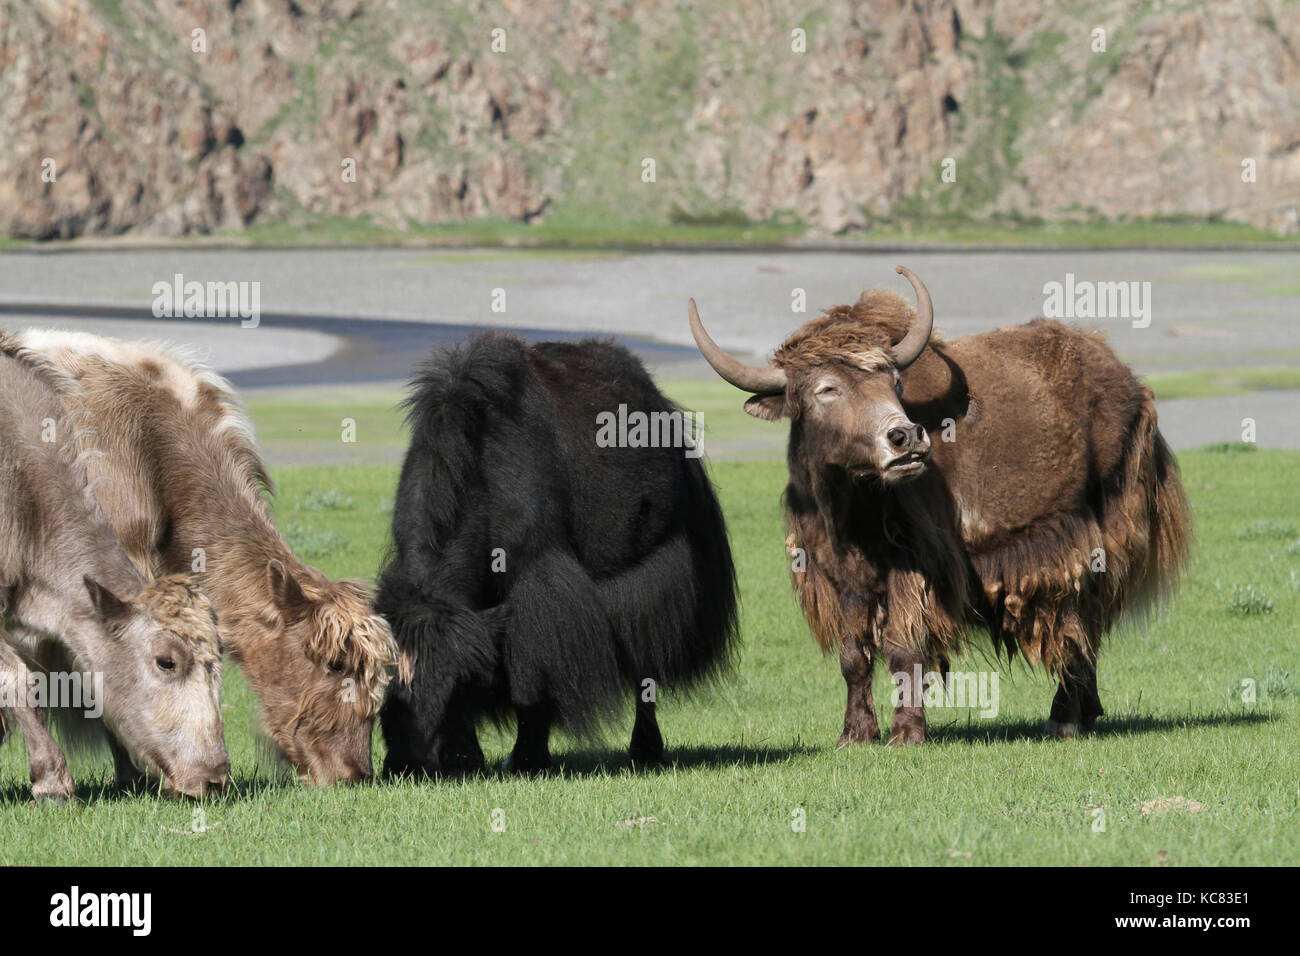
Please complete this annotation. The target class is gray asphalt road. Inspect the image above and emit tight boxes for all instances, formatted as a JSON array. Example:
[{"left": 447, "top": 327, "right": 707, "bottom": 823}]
[{"left": 1, "top": 248, "right": 1296, "bottom": 448}]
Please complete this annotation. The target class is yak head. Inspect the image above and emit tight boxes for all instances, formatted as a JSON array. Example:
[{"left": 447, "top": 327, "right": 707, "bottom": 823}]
[{"left": 690, "top": 265, "right": 934, "bottom": 486}]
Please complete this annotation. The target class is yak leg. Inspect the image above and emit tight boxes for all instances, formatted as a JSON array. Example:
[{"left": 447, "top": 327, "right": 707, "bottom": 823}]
[
  {"left": 886, "top": 645, "right": 926, "bottom": 746},
  {"left": 837, "top": 638, "right": 880, "bottom": 746},
  {"left": 628, "top": 680, "right": 666, "bottom": 765},
  {"left": 505, "top": 702, "right": 553, "bottom": 774},
  {"left": 435, "top": 713, "right": 486, "bottom": 777},
  {"left": 106, "top": 731, "right": 147, "bottom": 792},
  {"left": 0, "top": 643, "right": 74, "bottom": 801},
  {"left": 1045, "top": 655, "right": 1104, "bottom": 738}
]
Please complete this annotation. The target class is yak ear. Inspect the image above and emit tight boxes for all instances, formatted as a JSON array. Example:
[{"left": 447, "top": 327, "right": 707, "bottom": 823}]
[
  {"left": 743, "top": 393, "right": 788, "bottom": 422},
  {"left": 267, "top": 560, "right": 310, "bottom": 622},
  {"left": 84, "top": 576, "right": 130, "bottom": 623}
]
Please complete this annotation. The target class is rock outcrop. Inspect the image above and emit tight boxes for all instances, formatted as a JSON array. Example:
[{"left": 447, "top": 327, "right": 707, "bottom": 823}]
[{"left": 0, "top": 0, "right": 1295, "bottom": 239}]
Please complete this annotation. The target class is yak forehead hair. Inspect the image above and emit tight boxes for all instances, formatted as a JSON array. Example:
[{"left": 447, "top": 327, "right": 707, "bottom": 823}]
[
  {"left": 773, "top": 289, "right": 937, "bottom": 371},
  {"left": 300, "top": 578, "right": 398, "bottom": 717},
  {"left": 141, "top": 574, "right": 223, "bottom": 667}
]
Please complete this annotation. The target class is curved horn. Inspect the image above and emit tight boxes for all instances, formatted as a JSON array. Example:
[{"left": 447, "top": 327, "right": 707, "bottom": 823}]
[
  {"left": 688, "top": 299, "right": 787, "bottom": 395},
  {"left": 891, "top": 265, "right": 934, "bottom": 369}
]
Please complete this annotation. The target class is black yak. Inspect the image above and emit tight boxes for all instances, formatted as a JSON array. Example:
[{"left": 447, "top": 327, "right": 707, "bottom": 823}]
[
  {"left": 378, "top": 334, "right": 738, "bottom": 776},
  {"left": 689, "top": 266, "right": 1191, "bottom": 745}
]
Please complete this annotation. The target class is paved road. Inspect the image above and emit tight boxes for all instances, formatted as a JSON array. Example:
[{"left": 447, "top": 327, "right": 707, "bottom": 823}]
[
  {"left": 0, "top": 301, "right": 694, "bottom": 389},
  {"left": 0, "top": 248, "right": 1295, "bottom": 448}
]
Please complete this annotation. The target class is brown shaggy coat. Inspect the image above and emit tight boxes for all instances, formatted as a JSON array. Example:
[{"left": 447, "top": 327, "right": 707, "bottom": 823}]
[
  {"left": 735, "top": 288, "right": 1190, "bottom": 742},
  {"left": 3, "top": 330, "right": 399, "bottom": 783}
]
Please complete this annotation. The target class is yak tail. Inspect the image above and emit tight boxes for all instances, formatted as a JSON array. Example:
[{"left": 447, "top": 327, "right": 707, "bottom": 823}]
[
  {"left": 665, "top": 455, "right": 740, "bottom": 685},
  {"left": 600, "top": 457, "right": 739, "bottom": 693},
  {"left": 1111, "top": 387, "right": 1193, "bottom": 629},
  {"left": 1143, "top": 428, "right": 1193, "bottom": 612}
]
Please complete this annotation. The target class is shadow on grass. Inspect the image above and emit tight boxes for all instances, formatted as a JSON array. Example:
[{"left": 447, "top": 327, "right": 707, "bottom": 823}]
[
  {"left": 928, "top": 710, "right": 1274, "bottom": 744},
  {"left": 547, "top": 742, "right": 822, "bottom": 778},
  {"left": 0, "top": 772, "right": 298, "bottom": 808},
  {"left": 377, "top": 741, "right": 823, "bottom": 786}
]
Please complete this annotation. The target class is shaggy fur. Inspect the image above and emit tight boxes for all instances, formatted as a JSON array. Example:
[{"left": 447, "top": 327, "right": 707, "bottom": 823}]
[
  {"left": 4, "top": 329, "right": 398, "bottom": 783},
  {"left": 378, "top": 334, "right": 738, "bottom": 777},
  {"left": 0, "top": 348, "right": 227, "bottom": 799},
  {"left": 716, "top": 287, "right": 1190, "bottom": 743}
]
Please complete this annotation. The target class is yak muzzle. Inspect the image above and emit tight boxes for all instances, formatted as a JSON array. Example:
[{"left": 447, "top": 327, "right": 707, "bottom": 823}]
[{"left": 881, "top": 422, "right": 931, "bottom": 480}]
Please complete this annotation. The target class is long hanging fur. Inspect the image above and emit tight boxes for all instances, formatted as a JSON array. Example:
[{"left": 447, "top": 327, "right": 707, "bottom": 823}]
[
  {"left": 377, "top": 333, "right": 738, "bottom": 770},
  {"left": 769, "top": 291, "right": 1192, "bottom": 678}
]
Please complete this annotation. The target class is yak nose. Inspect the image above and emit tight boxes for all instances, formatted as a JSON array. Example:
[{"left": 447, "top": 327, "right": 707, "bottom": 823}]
[{"left": 887, "top": 423, "right": 928, "bottom": 452}]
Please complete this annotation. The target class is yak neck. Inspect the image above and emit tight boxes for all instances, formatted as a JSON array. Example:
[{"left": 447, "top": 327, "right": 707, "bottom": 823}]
[
  {"left": 796, "top": 461, "right": 952, "bottom": 564},
  {"left": 153, "top": 415, "right": 301, "bottom": 650}
]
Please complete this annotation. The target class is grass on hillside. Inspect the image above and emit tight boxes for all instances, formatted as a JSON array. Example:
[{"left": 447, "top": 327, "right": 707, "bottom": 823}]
[
  {"left": 210, "top": 211, "right": 1300, "bottom": 249},
  {"left": 1, "top": 422, "right": 1296, "bottom": 864},
  {"left": 9, "top": 210, "right": 1296, "bottom": 251}
]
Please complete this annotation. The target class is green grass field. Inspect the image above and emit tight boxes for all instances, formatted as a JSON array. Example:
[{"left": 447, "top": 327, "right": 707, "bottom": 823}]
[{"left": 1, "top": 384, "right": 1297, "bottom": 865}]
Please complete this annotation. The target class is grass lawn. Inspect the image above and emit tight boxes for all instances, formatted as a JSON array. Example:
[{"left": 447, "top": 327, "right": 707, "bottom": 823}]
[{"left": 1, "top": 386, "right": 1297, "bottom": 864}]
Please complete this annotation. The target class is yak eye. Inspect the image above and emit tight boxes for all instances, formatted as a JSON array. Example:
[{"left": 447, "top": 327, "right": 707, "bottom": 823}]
[
  {"left": 155, "top": 657, "right": 176, "bottom": 672},
  {"left": 815, "top": 384, "right": 839, "bottom": 399},
  {"left": 328, "top": 660, "right": 345, "bottom": 674},
  {"left": 894, "top": 380, "right": 904, "bottom": 397}
]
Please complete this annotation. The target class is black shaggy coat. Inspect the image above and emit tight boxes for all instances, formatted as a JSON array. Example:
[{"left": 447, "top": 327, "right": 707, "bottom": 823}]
[{"left": 377, "top": 334, "right": 738, "bottom": 776}]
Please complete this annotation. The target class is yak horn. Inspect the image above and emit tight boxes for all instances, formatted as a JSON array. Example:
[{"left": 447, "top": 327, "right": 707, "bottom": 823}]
[
  {"left": 891, "top": 266, "right": 934, "bottom": 369},
  {"left": 688, "top": 298, "right": 787, "bottom": 395}
]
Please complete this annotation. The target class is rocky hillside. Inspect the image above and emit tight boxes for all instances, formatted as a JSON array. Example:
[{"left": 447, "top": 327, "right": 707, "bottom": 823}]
[{"left": 1, "top": 0, "right": 1296, "bottom": 240}]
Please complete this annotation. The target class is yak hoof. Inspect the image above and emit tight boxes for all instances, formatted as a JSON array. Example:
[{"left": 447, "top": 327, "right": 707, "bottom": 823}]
[
  {"left": 628, "top": 745, "right": 666, "bottom": 767},
  {"left": 501, "top": 753, "right": 550, "bottom": 776},
  {"left": 887, "top": 731, "right": 925, "bottom": 747},
  {"left": 1043, "top": 719, "right": 1080, "bottom": 739},
  {"left": 31, "top": 774, "right": 75, "bottom": 803},
  {"left": 836, "top": 731, "right": 877, "bottom": 748}
]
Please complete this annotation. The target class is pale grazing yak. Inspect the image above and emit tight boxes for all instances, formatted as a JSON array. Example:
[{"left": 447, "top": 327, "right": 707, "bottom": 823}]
[
  {"left": 0, "top": 345, "right": 227, "bottom": 799},
  {"left": 5, "top": 330, "right": 399, "bottom": 784}
]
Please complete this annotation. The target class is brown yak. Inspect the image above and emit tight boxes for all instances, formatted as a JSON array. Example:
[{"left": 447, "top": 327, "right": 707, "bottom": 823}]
[
  {"left": 689, "top": 266, "right": 1190, "bottom": 744},
  {"left": 4, "top": 330, "right": 399, "bottom": 783}
]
